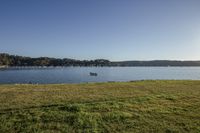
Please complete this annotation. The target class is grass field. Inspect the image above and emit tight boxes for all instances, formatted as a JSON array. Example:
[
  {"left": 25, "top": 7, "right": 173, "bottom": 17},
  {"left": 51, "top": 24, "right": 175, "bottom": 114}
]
[{"left": 0, "top": 80, "right": 199, "bottom": 133}]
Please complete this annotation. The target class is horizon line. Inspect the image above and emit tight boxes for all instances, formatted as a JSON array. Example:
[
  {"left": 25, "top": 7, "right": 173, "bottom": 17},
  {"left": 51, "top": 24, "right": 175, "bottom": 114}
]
[{"left": 1, "top": 53, "right": 200, "bottom": 62}]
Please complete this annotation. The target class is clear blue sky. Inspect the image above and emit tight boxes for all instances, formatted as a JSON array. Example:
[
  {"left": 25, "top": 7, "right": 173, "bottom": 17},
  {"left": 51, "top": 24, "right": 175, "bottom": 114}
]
[{"left": 0, "top": 0, "right": 200, "bottom": 61}]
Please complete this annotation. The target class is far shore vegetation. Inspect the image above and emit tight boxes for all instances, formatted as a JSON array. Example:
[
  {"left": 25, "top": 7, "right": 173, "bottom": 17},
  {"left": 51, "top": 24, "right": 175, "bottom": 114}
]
[
  {"left": 1, "top": 53, "right": 200, "bottom": 67},
  {"left": 0, "top": 80, "right": 199, "bottom": 132}
]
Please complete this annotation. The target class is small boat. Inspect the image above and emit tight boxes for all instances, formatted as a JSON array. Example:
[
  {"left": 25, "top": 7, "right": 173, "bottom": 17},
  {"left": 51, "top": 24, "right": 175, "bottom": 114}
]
[{"left": 90, "top": 72, "right": 98, "bottom": 76}]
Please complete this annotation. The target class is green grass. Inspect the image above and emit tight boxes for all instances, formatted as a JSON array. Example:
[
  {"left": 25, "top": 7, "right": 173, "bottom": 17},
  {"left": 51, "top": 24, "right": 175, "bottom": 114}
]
[{"left": 0, "top": 80, "right": 200, "bottom": 132}]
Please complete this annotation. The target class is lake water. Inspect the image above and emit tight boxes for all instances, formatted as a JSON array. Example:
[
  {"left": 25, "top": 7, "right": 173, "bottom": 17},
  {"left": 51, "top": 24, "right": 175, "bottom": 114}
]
[{"left": 0, "top": 67, "right": 200, "bottom": 84}]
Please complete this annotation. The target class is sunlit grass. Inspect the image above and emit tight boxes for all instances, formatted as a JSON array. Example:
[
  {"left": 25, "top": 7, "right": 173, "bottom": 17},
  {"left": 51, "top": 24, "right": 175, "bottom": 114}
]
[{"left": 0, "top": 80, "right": 200, "bottom": 132}]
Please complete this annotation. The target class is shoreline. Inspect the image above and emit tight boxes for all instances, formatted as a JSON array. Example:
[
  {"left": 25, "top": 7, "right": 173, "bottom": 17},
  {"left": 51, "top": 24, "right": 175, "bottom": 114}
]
[
  {"left": 0, "top": 79, "right": 200, "bottom": 85},
  {"left": 0, "top": 65, "right": 8, "bottom": 68},
  {"left": 1, "top": 66, "right": 200, "bottom": 68}
]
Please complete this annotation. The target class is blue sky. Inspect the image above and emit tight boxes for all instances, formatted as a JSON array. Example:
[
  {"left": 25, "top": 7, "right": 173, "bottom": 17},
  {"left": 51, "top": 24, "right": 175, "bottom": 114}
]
[{"left": 0, "top": 0, "right": 200, "bottom": 61}]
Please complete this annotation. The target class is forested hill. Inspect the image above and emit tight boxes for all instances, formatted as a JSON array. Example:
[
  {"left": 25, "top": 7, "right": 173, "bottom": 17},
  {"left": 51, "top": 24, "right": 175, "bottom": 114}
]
[
  {"left": 1, "top": 53, "right": 200, "bottom": 67},
  {"left": 0, "top": 53, "right": 110, "bottom": 66}
]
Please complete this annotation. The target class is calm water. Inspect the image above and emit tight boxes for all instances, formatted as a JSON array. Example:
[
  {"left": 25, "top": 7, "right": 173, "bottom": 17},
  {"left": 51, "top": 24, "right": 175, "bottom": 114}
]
[{"left": 0, "top": 67, "right": 200, "bottom": 84}]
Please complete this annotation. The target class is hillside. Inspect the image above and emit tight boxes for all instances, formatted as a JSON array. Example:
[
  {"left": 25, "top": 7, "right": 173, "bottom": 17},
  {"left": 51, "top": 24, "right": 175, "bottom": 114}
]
[{"left": 1, "top": 53, "right": 200, "bottom": 67}]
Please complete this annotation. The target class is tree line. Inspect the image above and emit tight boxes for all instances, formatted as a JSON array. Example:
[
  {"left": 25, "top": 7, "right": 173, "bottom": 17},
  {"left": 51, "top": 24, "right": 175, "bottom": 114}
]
[
  {"left": 112, "top": 60, "right": 200, "bottom": 66},
  {"left": 0, "top": 53, "right": 111, "bottom": 66},
  {"left": 1, "top": 53, "right": 200, "bottom": 67}
]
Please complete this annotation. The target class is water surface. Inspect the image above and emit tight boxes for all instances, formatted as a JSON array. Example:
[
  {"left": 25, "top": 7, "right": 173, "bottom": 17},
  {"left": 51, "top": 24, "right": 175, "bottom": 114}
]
[{"left": 0, "top": 67, "right": 200, "bottom": 84}]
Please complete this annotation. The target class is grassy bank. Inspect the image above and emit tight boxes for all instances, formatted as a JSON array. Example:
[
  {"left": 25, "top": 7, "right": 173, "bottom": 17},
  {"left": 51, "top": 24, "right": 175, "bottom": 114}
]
[{"left": 0, "top": 80, "right": 199, "bottom": 132}]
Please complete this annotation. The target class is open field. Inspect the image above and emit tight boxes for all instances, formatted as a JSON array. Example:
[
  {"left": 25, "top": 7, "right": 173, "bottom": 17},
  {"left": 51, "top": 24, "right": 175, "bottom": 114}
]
[{"left": 0, "top": 80, "right": 199, "bottom": 132}]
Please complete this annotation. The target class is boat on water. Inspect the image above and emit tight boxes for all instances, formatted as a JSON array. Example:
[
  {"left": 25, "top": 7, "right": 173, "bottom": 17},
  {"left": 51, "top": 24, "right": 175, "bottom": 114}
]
[{"left": 90, "top": 72, "right": 98, "bottom": 76}]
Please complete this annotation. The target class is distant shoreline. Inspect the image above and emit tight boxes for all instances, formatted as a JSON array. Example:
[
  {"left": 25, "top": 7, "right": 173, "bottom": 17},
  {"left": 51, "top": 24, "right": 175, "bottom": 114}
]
[
  {"left": 0, "top": 65, "right": 8, "bottom": 68},
  {"left": 1, "top": 53, "right": 200, "bottom": 67},
  {"left": 1, "top": 66, "right": 200, "bottom": 69}
]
